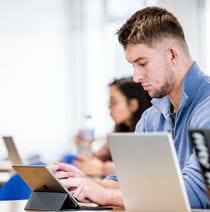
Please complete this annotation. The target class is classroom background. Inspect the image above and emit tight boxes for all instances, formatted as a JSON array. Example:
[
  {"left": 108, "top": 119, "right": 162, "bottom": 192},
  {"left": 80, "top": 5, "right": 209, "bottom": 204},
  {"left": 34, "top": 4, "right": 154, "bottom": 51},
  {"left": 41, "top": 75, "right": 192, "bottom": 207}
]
[{"left": 0, "top": 0, "right": 209, "bottom": 163}]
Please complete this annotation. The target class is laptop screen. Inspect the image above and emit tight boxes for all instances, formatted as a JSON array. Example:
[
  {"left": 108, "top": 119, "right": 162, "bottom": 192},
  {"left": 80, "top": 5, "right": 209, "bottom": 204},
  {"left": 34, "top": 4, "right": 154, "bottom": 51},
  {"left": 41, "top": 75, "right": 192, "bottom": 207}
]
[
  {"left": 2, "top": 136, "right": 22, "bottom": 164},
  {"left": 108, "top": 132, "right": 190, "bottom": 212}
]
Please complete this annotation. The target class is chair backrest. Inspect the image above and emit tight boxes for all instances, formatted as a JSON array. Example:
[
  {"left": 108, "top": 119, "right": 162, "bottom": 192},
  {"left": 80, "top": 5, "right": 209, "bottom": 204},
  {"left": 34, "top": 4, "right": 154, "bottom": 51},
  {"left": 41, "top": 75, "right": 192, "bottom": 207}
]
[{"left": 0, "top": 174, "right": 32, "bottom": 200}]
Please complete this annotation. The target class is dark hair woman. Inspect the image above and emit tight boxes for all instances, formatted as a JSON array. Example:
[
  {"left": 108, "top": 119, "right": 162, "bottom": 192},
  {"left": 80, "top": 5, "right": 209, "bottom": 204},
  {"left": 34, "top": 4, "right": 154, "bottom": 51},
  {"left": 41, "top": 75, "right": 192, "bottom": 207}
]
[{"left": 75, "top": 77, "right": 152, "bottom": 176}]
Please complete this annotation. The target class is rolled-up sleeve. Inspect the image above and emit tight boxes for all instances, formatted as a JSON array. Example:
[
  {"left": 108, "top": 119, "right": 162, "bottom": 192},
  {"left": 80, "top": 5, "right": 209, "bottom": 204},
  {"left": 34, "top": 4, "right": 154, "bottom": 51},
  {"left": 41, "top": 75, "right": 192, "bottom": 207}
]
[{"left": 105, "top": 172, "right": 118, "bottom": 181}]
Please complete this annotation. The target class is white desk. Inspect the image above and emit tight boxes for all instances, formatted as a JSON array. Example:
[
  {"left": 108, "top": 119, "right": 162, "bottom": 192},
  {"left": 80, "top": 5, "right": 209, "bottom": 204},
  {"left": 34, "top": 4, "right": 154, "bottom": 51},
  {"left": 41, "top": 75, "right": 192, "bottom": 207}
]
[
  {"left": 0, "top": 161, "right": 12, "bottom": 185},
  {"left": 1, "top": 200, "right": 210, "bottom": 211},
  {"left": 0, "top": 161, "right": 12, "bottom": 171},
  {"left": 0, "top": 172, "right": 10, "bottom": 185},
  {"left": 0, "top": 200, "right": 124, "bottom": 212}
]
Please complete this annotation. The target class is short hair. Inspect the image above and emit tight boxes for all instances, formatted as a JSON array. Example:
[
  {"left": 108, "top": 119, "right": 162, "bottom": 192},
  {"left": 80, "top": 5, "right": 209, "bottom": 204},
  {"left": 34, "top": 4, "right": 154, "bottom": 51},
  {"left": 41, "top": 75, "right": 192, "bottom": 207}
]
[{"left": 117, "top": 6, "right": 186, "bottom": 49}]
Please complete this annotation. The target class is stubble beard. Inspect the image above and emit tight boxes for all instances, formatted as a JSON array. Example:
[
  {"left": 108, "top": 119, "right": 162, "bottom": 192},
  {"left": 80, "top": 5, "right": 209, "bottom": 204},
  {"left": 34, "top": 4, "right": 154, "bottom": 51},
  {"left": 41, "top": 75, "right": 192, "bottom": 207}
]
[{"left": 148, "top": 73, "right": 175, "bottom": 99}]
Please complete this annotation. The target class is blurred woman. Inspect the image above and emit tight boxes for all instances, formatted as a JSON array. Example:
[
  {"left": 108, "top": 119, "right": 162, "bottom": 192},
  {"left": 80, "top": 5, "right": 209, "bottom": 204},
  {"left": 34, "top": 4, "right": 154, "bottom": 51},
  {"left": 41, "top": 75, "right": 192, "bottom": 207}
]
[{"left": 74, "top": 77, "right": 152, "bottom": 176}]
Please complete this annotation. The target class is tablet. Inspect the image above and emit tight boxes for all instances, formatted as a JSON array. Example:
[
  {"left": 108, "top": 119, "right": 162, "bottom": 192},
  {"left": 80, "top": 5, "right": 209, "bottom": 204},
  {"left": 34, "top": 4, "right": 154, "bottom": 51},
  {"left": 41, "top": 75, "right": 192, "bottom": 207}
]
[
  {"left": 13, "top": 165, "right": 112, "bottom": 210},
  {"left": 13, "top": 164, "right": 79, "bottom": 208}
]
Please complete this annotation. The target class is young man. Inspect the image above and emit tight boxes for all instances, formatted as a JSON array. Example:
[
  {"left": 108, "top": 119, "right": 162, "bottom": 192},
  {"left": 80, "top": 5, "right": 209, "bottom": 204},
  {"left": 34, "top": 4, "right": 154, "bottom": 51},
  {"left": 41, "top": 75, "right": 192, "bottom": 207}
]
[{"left": 51, "top": 6, "right": 210, "bottom": 208}]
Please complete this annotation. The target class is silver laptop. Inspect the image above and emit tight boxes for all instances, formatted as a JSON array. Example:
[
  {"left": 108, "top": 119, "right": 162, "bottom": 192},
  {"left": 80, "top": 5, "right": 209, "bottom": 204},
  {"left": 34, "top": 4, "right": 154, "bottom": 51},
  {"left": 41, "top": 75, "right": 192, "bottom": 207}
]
[
  {"left": 108, "top": 132, "right": 191, "bottom": 212},
  {"left": 2, "top": 136, "right": 23, "bottom": 164}
]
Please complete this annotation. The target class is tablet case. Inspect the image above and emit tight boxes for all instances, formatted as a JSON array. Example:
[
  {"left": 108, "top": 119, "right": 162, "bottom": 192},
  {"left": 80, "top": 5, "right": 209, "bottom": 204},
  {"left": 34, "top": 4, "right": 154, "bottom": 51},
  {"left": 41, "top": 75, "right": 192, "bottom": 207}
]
[
  {"left": 25, "top": 191, "right": 78, "bottom": 210},
  {"left": 12, "top": 165, "right": 79, "bottom": 210}
]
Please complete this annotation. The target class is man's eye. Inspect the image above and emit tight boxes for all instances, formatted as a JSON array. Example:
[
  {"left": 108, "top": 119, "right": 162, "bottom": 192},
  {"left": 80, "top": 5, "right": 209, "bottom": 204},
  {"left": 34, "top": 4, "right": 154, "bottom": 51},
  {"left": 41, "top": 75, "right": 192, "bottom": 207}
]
[
  {"left": 138, "top": 63, "right": 146, "bottom": 67},
  {"left": 132, "top": 62, "right": 147, "bottom": 69}
]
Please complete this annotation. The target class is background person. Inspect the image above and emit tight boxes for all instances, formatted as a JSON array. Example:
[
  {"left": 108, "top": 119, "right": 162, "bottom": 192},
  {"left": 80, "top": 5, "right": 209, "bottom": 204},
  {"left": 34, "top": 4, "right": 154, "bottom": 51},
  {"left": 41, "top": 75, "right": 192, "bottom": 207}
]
[{"left": 74, "top": 77, "right": 152, "bottom": 177}]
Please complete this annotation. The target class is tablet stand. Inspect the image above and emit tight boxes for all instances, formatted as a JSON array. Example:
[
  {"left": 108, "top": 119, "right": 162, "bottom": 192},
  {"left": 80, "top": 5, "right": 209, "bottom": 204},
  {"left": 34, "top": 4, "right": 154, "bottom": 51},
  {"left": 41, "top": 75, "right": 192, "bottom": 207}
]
[{"left": 24, "top": 191, "right": 79, "bottom": 211}]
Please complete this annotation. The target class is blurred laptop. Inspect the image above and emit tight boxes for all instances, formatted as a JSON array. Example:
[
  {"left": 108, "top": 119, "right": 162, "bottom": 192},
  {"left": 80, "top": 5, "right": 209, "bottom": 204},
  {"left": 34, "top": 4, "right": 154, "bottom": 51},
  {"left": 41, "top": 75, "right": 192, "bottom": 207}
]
[
  {"left": 108, "top": 132, "right": 191, "bottom": 212},
  {"left": 2, "top": 136, "right": 23, "bottom": 165},
  {"left": 189, "top": 129, "right": 210, "bottom": 199}
]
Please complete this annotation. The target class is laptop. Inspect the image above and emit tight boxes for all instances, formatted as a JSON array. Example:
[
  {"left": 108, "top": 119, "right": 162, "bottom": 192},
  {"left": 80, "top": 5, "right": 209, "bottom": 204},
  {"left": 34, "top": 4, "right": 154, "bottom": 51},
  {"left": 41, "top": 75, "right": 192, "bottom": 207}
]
[
  {"left": 108, "top": 132, "right": 191, "bottom": 212},
  {"left": 189, "top": 129, "right": 210, "bottom": 198},
  {"left": 13, "top": 165, "right": 112, "bottom": 211},
  {"left": 2, "top": 136, "right": 23, "bottom": 164}
]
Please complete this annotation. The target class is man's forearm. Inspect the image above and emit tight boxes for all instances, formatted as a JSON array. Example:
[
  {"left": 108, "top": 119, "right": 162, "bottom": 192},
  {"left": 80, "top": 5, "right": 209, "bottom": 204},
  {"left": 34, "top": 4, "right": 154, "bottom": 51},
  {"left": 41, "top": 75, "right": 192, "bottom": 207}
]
[
  {"left": 101, "top": 179, "right": 120, "bottom": 189},
  {"left": 104, "top": 188, "right": 124, "bottom": 206}
]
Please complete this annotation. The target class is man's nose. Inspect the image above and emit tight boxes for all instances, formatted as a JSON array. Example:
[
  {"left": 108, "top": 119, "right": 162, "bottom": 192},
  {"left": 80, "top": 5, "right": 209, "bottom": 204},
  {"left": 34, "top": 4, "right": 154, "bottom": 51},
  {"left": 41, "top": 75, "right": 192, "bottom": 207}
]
[{"left": 133, "top": 68, "right": 144, "bottom": 83}]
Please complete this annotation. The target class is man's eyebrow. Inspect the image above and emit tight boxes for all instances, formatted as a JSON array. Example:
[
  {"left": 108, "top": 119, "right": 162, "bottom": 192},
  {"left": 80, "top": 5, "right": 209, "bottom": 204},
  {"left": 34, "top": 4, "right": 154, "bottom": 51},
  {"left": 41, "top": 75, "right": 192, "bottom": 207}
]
[{"left": 133, "top": 57, "right": 146, "bottom": 63}]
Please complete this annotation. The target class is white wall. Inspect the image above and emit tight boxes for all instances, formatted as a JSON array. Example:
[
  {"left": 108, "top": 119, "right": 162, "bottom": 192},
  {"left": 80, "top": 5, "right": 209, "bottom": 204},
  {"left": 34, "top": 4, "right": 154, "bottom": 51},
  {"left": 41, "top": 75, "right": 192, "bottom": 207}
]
[
  {"left": 205, "top": 0, "right": 210, "bottom": 73},
  {"left": 0, "top": 0, "right": 80, "bottom": 162},
  {"left": 156, "top": 0, "right": 207, "bottom": 73}
]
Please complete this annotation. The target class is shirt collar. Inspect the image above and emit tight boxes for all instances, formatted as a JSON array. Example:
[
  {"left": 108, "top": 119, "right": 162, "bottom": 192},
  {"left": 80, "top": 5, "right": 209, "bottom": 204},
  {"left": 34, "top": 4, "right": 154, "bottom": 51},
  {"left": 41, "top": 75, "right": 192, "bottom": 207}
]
[{"left": 180, "top": 62, "right": 203, "bottom": 107}]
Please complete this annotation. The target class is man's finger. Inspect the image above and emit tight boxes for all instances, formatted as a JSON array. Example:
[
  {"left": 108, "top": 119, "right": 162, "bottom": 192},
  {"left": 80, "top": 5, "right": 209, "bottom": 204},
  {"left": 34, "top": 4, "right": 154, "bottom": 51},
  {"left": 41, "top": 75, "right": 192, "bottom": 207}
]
[
  {"left": 53, "top": 162, "right": 78, "bottom": 172},
  {"left": 55, "top": 171, "right": 74, "bottom": 179}
]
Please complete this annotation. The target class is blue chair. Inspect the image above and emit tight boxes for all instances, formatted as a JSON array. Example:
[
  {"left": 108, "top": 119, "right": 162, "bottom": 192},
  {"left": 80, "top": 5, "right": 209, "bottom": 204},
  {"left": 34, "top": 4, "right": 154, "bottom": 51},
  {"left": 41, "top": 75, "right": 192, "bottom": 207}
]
[
  {"left": 0, "top": 174, "right": 32, "bottom": 200},
  {"left": 0, "top": 162, "right": 46, "bottom": 200},
  {"left": 60, "top": 154, "right": 77, "bottom": 164}
]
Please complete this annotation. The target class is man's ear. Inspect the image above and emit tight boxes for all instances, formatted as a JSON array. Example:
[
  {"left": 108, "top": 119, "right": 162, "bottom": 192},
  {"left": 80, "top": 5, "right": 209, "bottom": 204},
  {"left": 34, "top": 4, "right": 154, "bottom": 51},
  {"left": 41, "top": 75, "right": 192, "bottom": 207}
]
[
  {"left": 168, "top": 48, "right": 178, "bottom": 66},
  {"left": 129, "top": 99, "right": 139, "bottom": 113}
]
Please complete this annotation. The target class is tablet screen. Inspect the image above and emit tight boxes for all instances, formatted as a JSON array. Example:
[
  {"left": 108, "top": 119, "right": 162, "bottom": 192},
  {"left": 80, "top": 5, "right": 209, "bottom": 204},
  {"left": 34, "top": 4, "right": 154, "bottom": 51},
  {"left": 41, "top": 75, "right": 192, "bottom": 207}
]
[{"left": 12, "top": 165, "right": 78, "bottom": 206}]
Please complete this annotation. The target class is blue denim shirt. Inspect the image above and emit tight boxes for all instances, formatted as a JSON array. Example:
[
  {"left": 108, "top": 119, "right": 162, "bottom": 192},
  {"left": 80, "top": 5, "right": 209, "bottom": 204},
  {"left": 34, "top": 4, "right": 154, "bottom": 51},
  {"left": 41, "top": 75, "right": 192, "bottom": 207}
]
[{"left": 106, "top": 62, "right": 210, "bottom": 209}]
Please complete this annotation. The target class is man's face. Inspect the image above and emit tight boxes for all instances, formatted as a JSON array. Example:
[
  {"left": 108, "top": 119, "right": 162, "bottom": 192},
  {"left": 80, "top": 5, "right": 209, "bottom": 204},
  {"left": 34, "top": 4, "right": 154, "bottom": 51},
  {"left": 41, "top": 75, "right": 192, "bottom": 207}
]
[{"left": 125, "top": 43, "right": 175, "bottom": 98}]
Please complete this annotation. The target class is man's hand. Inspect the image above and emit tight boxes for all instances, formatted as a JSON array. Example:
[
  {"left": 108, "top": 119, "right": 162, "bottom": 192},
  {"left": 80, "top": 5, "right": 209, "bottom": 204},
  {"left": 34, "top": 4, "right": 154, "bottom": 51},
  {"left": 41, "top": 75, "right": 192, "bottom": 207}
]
[
  {"left": 49, "top": 161, "right": 86, "bottom": 178},
  {"left": 49, "top": 162, "right": 123, "bottom": 206},
  {"left": 61, "top": 177, "right": 123, "bottom": 206}
]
